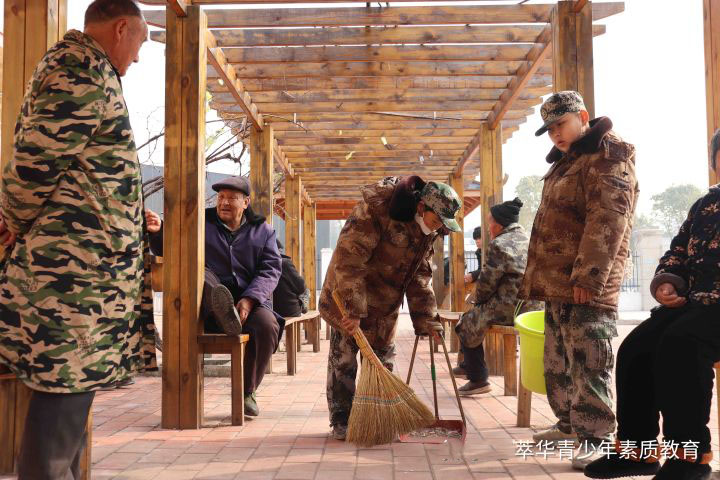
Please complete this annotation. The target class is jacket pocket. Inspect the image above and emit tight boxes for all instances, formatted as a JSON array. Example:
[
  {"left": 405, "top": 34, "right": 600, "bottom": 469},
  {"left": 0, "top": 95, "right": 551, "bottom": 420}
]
[{"left": 599, "top": 174, "right": 632, "bottom": 215}]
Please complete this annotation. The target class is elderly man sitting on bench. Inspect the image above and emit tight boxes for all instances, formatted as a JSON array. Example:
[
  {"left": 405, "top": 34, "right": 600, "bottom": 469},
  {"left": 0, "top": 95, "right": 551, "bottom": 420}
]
[{"left": 146, "top": 176, "right": 282, "bottom": 417}]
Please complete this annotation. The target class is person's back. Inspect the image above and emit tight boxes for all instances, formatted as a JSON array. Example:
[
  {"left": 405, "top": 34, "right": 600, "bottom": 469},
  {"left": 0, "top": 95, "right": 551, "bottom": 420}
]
[{"left": 273, "top": 240, "right": 307, "bottom": 318}]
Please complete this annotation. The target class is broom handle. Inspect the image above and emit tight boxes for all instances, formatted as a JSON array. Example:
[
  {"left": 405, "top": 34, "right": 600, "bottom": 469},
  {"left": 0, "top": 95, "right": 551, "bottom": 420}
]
[
  {"left": 429, "top": 335, "right": 439, "bottom": 420},
  {"left": 438, "top": 333, "right": 467, "bottom": 426},
  {"left": 332, "top": 290, "right": 384, "bottom": 370},
  {"left": 406, "top": 335, "right": 420, "bottom": 385}
]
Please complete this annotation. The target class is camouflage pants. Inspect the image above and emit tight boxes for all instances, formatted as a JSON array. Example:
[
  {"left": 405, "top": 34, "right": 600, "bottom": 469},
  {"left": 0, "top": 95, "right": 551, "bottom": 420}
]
[
  {"left": 326, "top": 327, "right": 396, "bottom": 427},
  {"left": 544, "top": 301, "right": 618, "bottom": 441}
]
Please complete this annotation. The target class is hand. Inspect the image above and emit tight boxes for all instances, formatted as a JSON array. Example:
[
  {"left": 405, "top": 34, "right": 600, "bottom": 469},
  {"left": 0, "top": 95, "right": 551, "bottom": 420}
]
[
  {"left": 340, "top": 315, "right": 361, "bottom": 335},
  {"left": 236, "top": 297, "right": 254, "bottom": 323},
  {"left": 0, "top": 215, "right": 17, "bottom": 250},
  {"left": 573, "top": 286, "right": 593, "bottom": 304},
  {"left": 655, "top": 283, "right": 687, "bottom": 308},
  {"left": 464, "top": 273, "right": 474, "bottom": 283},
  {"left": 145, "top": 209, "right": 162, "bottom": 233},
  {"left": 425, "top": 320, "right": 445, "bottom": 342}
]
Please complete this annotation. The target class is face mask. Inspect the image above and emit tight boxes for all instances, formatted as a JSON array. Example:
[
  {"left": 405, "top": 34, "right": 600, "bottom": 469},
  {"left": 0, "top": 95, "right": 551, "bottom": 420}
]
[{"left": 415, "top": 213, "right": 435, "bottom": 235}]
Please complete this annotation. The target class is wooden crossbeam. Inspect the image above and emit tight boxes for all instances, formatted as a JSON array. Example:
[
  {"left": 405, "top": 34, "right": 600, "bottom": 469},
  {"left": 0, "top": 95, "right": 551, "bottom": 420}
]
[
  {"left": 227, "top": 110, "right": 535, "bottom": 124},
  {"left": 275, "top": 128, "right": 492, "bottom": 138},
  {"left": 285, "top": 150, "right": 464, "bottom": 158},
  {"left": 204, "top": 31, "right": 263, "bottom": 130},
  {"left": 165, "top": 0, "right": 187, "bottom": 17},
  {"left": 282, "top": 143, "right": 468, "bottom": 152},
  {"left": 151, "top": 24, "right": 607, "bottom": 48},
  {"left": 574, "top": 0, "right": 590, "bottom": 13},
  {"left": 272, "top": 138, "right": 294, "bottom": 177},
  {"left": 265, "top": 120, "right": 488, "bottom": 131},
  {"left": 143, "top": 3, "right": 624, "bottom": 29},
  {"left": 278, "top": 136, "right": 475, "bottom": 146}
]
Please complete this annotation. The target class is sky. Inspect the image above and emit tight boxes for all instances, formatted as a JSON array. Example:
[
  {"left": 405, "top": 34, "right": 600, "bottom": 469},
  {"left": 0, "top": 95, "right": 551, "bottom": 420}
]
[{"left": 64, "top": 0, "right": 712, "bottom": 232}]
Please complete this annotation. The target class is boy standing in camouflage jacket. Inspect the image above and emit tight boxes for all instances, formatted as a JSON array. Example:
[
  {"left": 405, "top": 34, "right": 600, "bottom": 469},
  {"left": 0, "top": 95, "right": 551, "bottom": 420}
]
[
  {"left": 0, "top": 2, "right": 152, "bottom": 478},
  {"left": 520, "top": 91, "right": 638, "bottom": 470},
  {"left": 585, "top": 130, "right": 720, "bottom": 480},
  {"left": 319, "top": 176, "right": 462, "bottom": 441}
]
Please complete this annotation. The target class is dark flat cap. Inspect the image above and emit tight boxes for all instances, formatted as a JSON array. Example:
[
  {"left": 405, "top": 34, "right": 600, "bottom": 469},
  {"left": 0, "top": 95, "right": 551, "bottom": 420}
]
[{"left": 212, "top": 176, "right": 250, "bottom": 195}]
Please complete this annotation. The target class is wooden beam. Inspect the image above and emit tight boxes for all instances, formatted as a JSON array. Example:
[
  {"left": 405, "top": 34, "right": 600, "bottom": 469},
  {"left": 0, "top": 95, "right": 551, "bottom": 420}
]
[
  {"left": 269, "top": 120, "right": 487, "bottom": 131},
  {"left": 552, "top": 1, "right": 596, "bottom": 117},
  {"left": 162, "top": 5, "right": 207, "bottom": 430},
  {"left": 448, "top": 172, "right": 466, "bottom": 314},
  {"left": 143, "top": 3, "right": 624, "bottom": 29},
  {"left": 272, "top": 138, "right": 294, "bottom": 177},
  {"left": 166, "top": 0, "right": 187, "bottom": 16},
  {"left": 574, "top": 0, "right": 589, "bottom": 13},
  {"left": 205, "top": 31, "right": 263, "bottom": 130},
  {"left": 285, "top": 176, "right": 302, "bottom": 266},
  {"left": 705, "top": 0, "right": 720, "bottom": 186},
  {"left": 487, "top": 29, "right": 553, "bottom": 130},
  {"left": 283, "top": 144, "right": 468, "bottom": 153},
  {"left": 479, "top": 124, "right": 503, "bottom": 264},
  {"left": 278, "top": 136, "right": 475, "bottom": 146},
  {"left": 250, "top": 125, "right": 274, "bottom": 223},
  {"left": 230, "top": 110, "right": 535, "bottom": 124},
  {"left": 152, "top": 24, "right": 608, "bottom": 48},
  {"left": 302, "top": 203, "right": 317, "bottom": 310}
]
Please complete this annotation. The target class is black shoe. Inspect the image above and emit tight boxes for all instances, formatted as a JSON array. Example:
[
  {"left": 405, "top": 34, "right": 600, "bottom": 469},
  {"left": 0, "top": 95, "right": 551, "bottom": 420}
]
[
  {"left": 115, "top": 377, "right": 135, "bottom": 388},
  {"left": 653, "top": 459, "right": 711, "bottom": 480},
  {"left": 244, "top": 392, "right": 260, "bottom": 417},
  {"left": 584, "top": 454, "right": 660, "bottom": 478},
  {"left": 452, "top": 366, "right": 467, "bottom": 379},
  {"left": 458, "top": 380, "right": 491, "bottom": 396},
  {"left": 211, "top": 285, "right": 242, "bottom": 335}
]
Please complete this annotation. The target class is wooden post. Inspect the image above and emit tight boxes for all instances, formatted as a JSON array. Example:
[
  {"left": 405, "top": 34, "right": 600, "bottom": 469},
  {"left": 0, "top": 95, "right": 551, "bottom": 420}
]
[
  {"left": 2, "top": 0, "right": 66, "bottom": 172},
  {"left": 285, "top": 176, "right": 302, "bottom": 266},
  {"left": 162, "top": 5, "right": 207, "bottom": 430},
  {"left": 479, "top": 124, "right": 503, "bottom": 265},
  {"left": 302, "top": 202, "right": 319, "bottom": 351},
  {"left": 250, "top": 125, "right": 274, "bottom": 224},
  {"left": 551, "top": 0, "right": 595, "bottom": 118},
  {"left": 705, "top": 0, "right": 720, "bottom": 186},
  {"left": 448, "top": 172, "right": 465, "bottom": 353}
]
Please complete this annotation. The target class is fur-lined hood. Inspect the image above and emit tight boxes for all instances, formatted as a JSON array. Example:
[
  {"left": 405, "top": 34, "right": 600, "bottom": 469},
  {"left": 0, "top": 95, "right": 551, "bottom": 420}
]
[
  {"left": 360, "top": 175, "right": 426, "bottom": 222},
  {"left": 546, "top": 116, "right": 615, "bottom": 164}
]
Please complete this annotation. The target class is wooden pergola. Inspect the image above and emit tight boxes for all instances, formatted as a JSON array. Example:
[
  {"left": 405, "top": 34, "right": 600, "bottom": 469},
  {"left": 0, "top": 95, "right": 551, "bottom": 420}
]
[{"left": 0, "top": 0, "right": 717, "bottom": 452}]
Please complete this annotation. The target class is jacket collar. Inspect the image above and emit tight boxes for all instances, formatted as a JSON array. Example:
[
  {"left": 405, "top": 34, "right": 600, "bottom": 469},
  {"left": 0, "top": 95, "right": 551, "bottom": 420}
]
[
  {"left": 64, "top": 30, "right": 123, "bottom": 80},
  {"left": 546, "top": 116, "right": 614, "bottom": 164},
  {"left": 496, "top": 222, "right": 523, "bottom": 238},
  {"left": 388, "top": 175, "right": 425, "bottom": 222}
]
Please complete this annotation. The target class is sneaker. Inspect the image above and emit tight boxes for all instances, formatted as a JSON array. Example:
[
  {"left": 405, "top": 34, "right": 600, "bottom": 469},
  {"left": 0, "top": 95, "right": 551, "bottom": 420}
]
[
  {"left": 532, "top": 424, "right": 577, "bottom": 443},
  {"left": 653, "top": 459, "right": 711, "bottom": 480},
  {"left": 584, "top": 454, "right": 660, "bottom": 478},
  {"left": 452, "top": 366, "right": 467, "bottom": 379},
  {"left": 244, "top": 392, "right": 259, "bottom": 417},
  {"left": 211, "top": 285, "right": 243, "bottom": 335},
  {"left": 332, "top": 424, "right": 347, "bottom": 441},
  {"left": 458, "top": 380, "right": 491, "bottom": 396}
]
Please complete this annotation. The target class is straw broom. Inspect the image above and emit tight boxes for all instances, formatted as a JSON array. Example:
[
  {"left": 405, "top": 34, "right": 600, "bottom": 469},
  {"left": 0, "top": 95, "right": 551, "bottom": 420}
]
[{"left": 332, "top": 290, "right": 434, "bottom": 447}]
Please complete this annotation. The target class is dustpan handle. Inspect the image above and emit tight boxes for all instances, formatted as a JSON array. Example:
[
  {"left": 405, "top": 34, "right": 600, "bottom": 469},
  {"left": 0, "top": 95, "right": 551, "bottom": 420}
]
[
  {"left": 429, "top": 336, "right": 439, "bottom": 420},
  {"left": 332, "top": 290, "right": 384, "bottom": 370},
  {"left": 438, "top": 334, "right": 467, "bottom": 426},
  {"left": 406, "top": 336, "right": 420, "bottom": 385}
]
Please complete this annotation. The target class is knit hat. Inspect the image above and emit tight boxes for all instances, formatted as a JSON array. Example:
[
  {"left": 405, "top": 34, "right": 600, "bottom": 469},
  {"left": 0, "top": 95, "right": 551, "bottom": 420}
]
[
  {"left": 711, "top": 128, "right": 720, "bottom": 170},
  {"left": 472, "top": 226, "right": 482, "bottom": 240},
  {"left": 490, "top": 197, "right": 523, "bottom": 227}
]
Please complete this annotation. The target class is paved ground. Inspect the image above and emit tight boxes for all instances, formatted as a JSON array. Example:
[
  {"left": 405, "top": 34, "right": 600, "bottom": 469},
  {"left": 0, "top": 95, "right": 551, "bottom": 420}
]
[{"left": 3, "top": 315, "right": 718, "bottom": 479}]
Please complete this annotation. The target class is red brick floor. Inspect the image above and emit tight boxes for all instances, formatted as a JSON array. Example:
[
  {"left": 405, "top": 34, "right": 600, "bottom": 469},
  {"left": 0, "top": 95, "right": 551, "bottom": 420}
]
[{"left": 2, "top": 316, "right": 718, "bottom": 479}]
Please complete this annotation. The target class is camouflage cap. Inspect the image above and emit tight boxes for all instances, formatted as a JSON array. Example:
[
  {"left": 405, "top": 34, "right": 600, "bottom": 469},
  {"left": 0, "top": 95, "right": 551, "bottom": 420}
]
[
  {"left": 535, "top": 90, "right": 587, "bottom": 136},
  {"left": 420, "top": 181, "right": 462, "bottom": 232}
]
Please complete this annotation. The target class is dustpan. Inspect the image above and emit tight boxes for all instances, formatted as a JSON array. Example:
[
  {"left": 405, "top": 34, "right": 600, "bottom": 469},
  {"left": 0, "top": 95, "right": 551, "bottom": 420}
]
[{"left": 399, "top": 321, "right": 467, "bottom": 444}]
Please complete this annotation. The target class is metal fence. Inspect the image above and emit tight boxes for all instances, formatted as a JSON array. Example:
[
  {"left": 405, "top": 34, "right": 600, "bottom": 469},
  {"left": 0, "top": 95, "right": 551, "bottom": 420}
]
[
  {"left": 620, "top": 253, "right": 640, "bottom": 292},
  {"left": 464, "top": 251, "right": 479, "bottom": 274}
]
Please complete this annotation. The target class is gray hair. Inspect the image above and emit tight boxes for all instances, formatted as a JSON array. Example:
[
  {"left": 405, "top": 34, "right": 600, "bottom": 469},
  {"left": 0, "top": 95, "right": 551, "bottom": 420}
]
[{"left": 85, "top": 0, "right": 142, "bottom": 26}]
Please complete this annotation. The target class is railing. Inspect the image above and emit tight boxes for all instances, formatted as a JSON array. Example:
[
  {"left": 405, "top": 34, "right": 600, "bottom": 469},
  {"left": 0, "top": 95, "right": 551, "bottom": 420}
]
[{"left": 620, "top": 253, "right": 640, "bottom": 292}]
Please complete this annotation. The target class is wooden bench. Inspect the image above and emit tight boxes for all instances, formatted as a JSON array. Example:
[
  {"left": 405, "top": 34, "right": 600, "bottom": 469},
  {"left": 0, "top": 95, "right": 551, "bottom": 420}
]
[
  {"left": 280, "top": 310, "right": 321, "bottom": 376},
  {"left": 0, "top": 366, "right": 91, "bottom": 477},
  {"left": 437, "top": 312, "right": 519, "bottom": 396},
  {"left": 197, "top": 333, "right": 250, "bottom": 426}
]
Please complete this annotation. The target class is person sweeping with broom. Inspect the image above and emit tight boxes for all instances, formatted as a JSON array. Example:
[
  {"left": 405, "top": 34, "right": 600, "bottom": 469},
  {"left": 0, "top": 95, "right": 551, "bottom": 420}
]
[{"left": 318, "top": 176, "right": 462, "bottom": 441}]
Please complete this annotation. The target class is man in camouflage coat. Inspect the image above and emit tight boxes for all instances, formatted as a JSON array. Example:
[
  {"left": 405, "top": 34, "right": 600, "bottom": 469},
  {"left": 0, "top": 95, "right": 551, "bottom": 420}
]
[
  {"left": 454, "top": 198, "right": 542, "bottom": 396},
  {"left": 319, "top": 176, "right": 462, "bottom": 441},
  {"left": 520, "top": 91, "right": 638, "bottom": 470},
  {"left": 0, "top": 1, "right": 153, "bottom": 477}
]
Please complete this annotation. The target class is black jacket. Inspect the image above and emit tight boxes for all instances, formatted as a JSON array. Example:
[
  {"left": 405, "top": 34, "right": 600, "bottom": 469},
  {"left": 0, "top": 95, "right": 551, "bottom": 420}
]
[{"left": 273, "top": 254, "right": 307, "bottom": 317}]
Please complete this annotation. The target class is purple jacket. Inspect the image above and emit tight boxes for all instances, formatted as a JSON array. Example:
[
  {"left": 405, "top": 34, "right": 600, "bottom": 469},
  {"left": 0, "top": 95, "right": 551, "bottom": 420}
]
[{"left": 150, "top": 207, "right": 282, "bottom": 310}]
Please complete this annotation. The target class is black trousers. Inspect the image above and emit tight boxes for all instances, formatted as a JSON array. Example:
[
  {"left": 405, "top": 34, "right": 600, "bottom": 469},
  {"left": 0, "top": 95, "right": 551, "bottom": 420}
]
[
  {"left": 202, "top": 268, "right": 280, "bottom": 395},
  {"left": 616, "top": 303, "right": 720, "bottom": 453},
  {"left": 461, "top": 343, "right": 489, "bottom": 383},
  {"left": 17, "top": 389, "right": 95, "bottom": 480}
]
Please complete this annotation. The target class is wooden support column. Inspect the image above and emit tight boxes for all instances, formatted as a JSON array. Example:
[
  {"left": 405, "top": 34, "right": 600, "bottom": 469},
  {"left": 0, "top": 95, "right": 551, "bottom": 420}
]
[
  {"left": 302, "top": 202, "right": 319, "bottom": 351},
  {"left": 250, "top": 125, "right": 274, "bottom": 223},
  {"left": 479, "top": 124, "right": 504, "bottom": 264},
  {"left": 551, "top": 0, "right": 595, "bottom": 118},
  {"left": 285, "top": 176, "right": 302, "bottom": 266},
  {"left": 162, "top": 5, "right": 207, "bottom": 430},
  {"left": 448, "top": 172, "right": 465, "bottom": 353},
  {"left": 705, "top": 0, "right": 720, "bottom": 186}
]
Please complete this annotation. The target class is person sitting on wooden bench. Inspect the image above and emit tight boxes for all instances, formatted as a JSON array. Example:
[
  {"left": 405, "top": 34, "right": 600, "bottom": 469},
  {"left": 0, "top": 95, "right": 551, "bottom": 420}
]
[
  {"left": 463, "top": 226, "right": 483, "bottom": 284},
  {"left": 146, "top": 176, "right": 283, "bottom": 418},
  {"left": 273, "top": 239, "right": 309, "bottom": 319},
  {"left": 584, "top": 130, "right": 720, "bottom": 480},
  {"left": 454, "top": 198, "right": 541, "bottom": 396}
]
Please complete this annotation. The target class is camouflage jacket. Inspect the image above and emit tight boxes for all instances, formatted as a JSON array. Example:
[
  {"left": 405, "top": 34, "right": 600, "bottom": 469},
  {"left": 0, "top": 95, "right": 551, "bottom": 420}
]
[
  {"left": 650, "top": 185, "right": 720, "bottom": 306},
  {"left": 457, "top": 223, "right": 542, "bottom": 348},
  {"left": 520, "top": 117, "right": 638, "bottom": 310},
  {"left": 0, "top": 30, "right": 156, "bottom": 393},
  {"left": 319, "top": 176, "right": 439, "bottom": 348}
]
